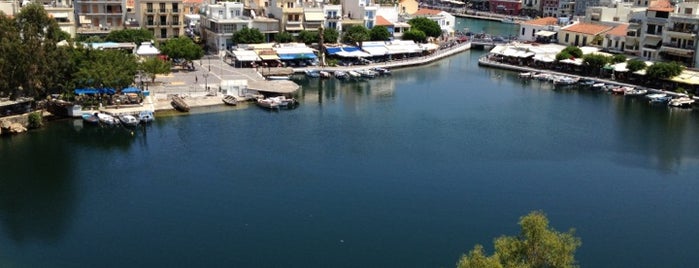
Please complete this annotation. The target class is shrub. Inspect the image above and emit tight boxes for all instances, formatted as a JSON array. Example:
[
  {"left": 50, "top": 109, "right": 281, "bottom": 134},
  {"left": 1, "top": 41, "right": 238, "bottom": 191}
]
[{"left": 28, "top": 112, "right": 43, "bottom": 129}]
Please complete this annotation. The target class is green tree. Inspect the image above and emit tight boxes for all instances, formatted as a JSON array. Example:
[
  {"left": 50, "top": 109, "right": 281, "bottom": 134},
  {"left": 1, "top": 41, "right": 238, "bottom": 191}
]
[
  {"left": 140, "top": 57, "right": 172, "bottom": 83},
  {"left": 324, "top": 27, "right": 340, "bottom": 43},
  {"left": 555, "top": 51, "right": 572, "bottom": 61},
  {"left": 0, "top": 12, "right": 22, "bottom": 98},
  {"left": 646, "top": 61, "right": 684, "bottom": 80},
  {"left": 159, "top": 36, "right": 204, "bottom": 63},
  {"left": 275, "top": 32, "right": 294, "bottom": 43},
  {"left": 296, "top": 30, "right": 318, "bottom": 44},
  {"left": 14, "top": 3, "right": 71, "bottom": 99},
  {"left": 342, "top": 25, "right": 370, "bottom": 47},
  {"left": 457, "top": 211, "right": 581, "bottom": 268},
  {"left": 561, "top": 46, "right": 583, "bottom": 58},
  {"left": 402, "top": 29, "right": 427, "bottom": 43},
  {"left": 582, "top": 54, "right": 610, "bottom": 76},
  {"left": 626, "top": 59, "right": 647, "bottom": 73},
  {"left": 370, "top": 26, "right": 391, "bottom": 41},
  {"left": 232, "top": 27, "right": 265, "bottom": 44},
  {"left": 105, "top": 28, "right": 154, "bottom": 44},
  {"left": 611, "top": 54, "right": 626, "bottom": 64},
  {"left": 408, "top": 17, "right": 442, "bottom": 38},
  {"left": 73, "top": 49, "right": 139, "bottom": 91}
]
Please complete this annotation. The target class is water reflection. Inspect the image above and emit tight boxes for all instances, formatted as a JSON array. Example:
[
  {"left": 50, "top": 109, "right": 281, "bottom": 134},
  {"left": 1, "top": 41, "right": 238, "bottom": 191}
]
[
  {"left": 296, "top": 75, "right": 397, "bottom": 106},
  {"left": 67, "top": 119, "right": 141, "bottom": 150},
  {"left": 0, "top": 125, "right": 76, "bottom": 243},
  {"left": 612, "top": 96, "right": 699, "bottom": 172}
]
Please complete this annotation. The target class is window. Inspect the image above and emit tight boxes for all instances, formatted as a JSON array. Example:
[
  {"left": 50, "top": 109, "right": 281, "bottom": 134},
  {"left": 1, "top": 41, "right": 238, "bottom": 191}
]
[
  {"left": 565, "top": 33, "right": 569, "bottom": 42},
  {"left": 146, "top": 3, "right": 152, "bottom": 12},
  {"left": 172, "top": 3, "right": 178, "bottom": 12},
  {"left": 521, "top": 27, "right": 525, "bottom": 35},
  {"left": 685, "top": 8, "right": 692, "bottom": 14},
  {"left": 159, "top": 3, "right": 166, "bottom": 12},
  {"left": 160, "top": 28, "right": 167, "bottom": 38},
  {"left": 160, "top": 15, "right": 166, "bottom": 25}
]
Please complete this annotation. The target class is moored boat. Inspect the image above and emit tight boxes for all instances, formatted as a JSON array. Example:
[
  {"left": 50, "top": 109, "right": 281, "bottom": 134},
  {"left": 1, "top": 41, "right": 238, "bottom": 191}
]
[
  {"left": 357, "top": 69, "right": 377, "bottom": 78},
  {"left": 138, "top": 110, "right": 154, "bottom": 124},
  {"left": 118, "top": 114, "right": 139, "bottom": 127},
  {"left": 624, "top": 87, "right": 647, "bottom": 97},
  {"left": 647, "top": 93, "right": 672, "bottom": 104},
  {"left": 171, "top": 95, "right": 190, "bottom": 112},
  {"left": 256, "top": 96, "right": 299, "bottom": 110},
  {"left": 266, "top": 75, "right": 291, "bottom": 80},
  {"left": 96, "top": 112, "right": 118, "bottom": 126},
  {"left": 305, "top": 69, "right": 320, "bottom": 78},
  {"left": 319, "top": 71, "right": 332, "bottom": 78},
  {"left": 372, "top": 67, "right": 391, "bottom": 75},
  {"left": 222, "top": 95, "right": 237, "bottom": 106},
  {"left": 334, "top": 71, "right": 350, "bottom": 80},
  {"left": 348, "top": 70, "right": 362, "bottom": 79},
  {"left": 82, "top": 113, "right": 99, "bottom": 125},
  {"left": 668, "top": 96, "right": 695, "bottom": 108}
]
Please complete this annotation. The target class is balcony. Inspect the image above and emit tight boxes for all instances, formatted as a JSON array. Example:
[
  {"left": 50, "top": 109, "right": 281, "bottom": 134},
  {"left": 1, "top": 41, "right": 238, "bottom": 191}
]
[
  {"left": 171, "top": 21, "right": 180, "bottom": 26},
  {"left": 172, "top": 8, "right": 180, "bottom": 13},
  {"left": 666, "top": 27, "right": 697, "bottom": 38},
  {"left": 146, "top": 9, "right": 155, "bottom": 14},
  {"left": 325, "top": 15, "right": 340, "bottom": 20},
  {"left": 661, "top": 44, "right": 695, "bottom": 57},
  {"left": 159, "top": 8, "right": 167, "bottom": 13}
]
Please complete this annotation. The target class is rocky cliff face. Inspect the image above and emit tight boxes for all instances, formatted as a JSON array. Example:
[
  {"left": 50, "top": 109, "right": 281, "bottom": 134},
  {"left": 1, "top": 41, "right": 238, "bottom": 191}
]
[{"left": 0, "top": 114, "right": 30, "bottom": 135}]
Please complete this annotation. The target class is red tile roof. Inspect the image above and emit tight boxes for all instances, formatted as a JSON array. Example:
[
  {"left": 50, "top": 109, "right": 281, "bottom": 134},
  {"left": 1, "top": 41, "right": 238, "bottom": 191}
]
[
  {"left": 562, "top": 22, "right": 613, "bottom": 35},
  {"left": 376, "top": 15, "right": 393, "bottom": 26},
  {"left": 648, "top": 0, "right": 674, "bottom": 12},
  {"left": 524, "top": 17, "right": 558, "bottom": 26},
  {"left": 413, "top": 8, "right": 442, "bottom": 16},
  {"left": 606, "top": 23, "right": 628, "bottom": 36}
]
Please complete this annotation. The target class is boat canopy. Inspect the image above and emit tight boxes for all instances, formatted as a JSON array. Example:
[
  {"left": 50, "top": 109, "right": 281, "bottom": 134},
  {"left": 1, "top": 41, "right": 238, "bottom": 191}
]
[{"left": 74, "top": 88, "right": 116, "bottom": 95}]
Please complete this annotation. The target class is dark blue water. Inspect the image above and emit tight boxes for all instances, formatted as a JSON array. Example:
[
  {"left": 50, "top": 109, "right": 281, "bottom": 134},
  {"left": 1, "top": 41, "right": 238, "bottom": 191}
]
[{"left": 2, "top": 21, "right": 699, "bottom": 268}]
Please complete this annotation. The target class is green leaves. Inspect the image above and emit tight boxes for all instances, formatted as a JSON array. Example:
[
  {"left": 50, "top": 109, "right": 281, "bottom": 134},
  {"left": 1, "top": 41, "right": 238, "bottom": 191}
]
[
  {"left": 232, "top": 27, "right": 265, "bottom": 44},
  {"left": 106, "top": 28, "right": 155, "bottom": 44},
  {"left": 626, "top": 59, "right": 647, "bottom": 73},
  {"left": 370, "top": 26, "right": 391, "bottom": 41},
  {"left": 73, "top": 50, "right": 139, "bottom": 91},
  {"left": 296, "top": 30, "right": 318, "bottom": 44},
  {"left": 140, "top": 57, "right": 172, "bottom": 83},
  {"left": 159, "top": 36, "right": 204, "bottom": 62},
  {"left": 407, "top": 17, "right": 442, "bottom": 38},
  {"left": 457, "top": 211, "right": 581, "bottom": 268},
  {"left": 402, "top": 29, "right": 427, "bottom": 43},
  {"left": 275, "top": 32, "right": 294, "bottom": 43},
  {"left": 646, "top": 61, "right": 684, "bottom": 80},
  {"left": 342, "top": 25, "right": 370, "bottom": 46},
  {"left": 323, "top": 28, "right": 339, "bottom": 44}
]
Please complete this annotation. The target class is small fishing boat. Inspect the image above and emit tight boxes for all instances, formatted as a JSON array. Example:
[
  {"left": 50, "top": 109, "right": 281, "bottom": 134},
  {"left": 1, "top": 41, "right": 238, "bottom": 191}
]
[
  {"left": 256, "top": 96, "right": 299, "bottom": 110},
  {"left": 610, "top": 86, "right": 626, "bottom": 95},
  {"left": 97, "top": 112, "right": 118, "bottom": 126},
  {"left": 590, "top": 83, "right": 606, "bottom": 90},
  {"left": 266, "top": 75, "right": 291, "bottom": 80},
  {"left": 138, "top": 110, "right": 154, "bottom": 124},
  {"left": 118, "top": 114, "right": 139, "bottom": 127},
  {"left": 319, "top": 71, "right": 332, "bottom": 78},
  {"left": 357, "top": 69, "right": 377, "bottom": 78},
  {"left": 519, "top": 72, "right": 534, "bottom": 78},
  {"left": 171, "top": 95, "right": 190, "bottom": 112},
  {"left": 305, "top": 69, "right": 321, "bottom": 78},
  {"left": 647, "top": 93, "right": 672, "bottom": 104},
  {"left": 668, "top": 96, "right": 695, "bottom": 108},
  {"left": 222, "top": 95, "right": 237, "bottom": 106},
  {"left": 82, "top": 113, "right": 99, "bottom": 125},
  {"left": 373, "top": 67, "right": 391, "bottom": 75},
  {"left": 348, "top": 70, "right": 361, "bottom": 79},
  {"left": 334, "top": 71, "right": 350, "bottom": 80},
  {"left": 624, "top": 88, "right": 647, "bottom": 97}
]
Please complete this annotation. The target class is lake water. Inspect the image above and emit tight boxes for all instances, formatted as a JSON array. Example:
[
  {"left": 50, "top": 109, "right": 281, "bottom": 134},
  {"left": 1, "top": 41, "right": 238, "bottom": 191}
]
[{"left": 1, "top": 19, "right": 699, "bottom": 267}]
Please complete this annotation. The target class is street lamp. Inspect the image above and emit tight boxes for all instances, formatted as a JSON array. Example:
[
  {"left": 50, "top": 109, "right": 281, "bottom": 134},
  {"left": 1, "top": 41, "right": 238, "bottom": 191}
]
[
  {"left": 203, "top": 73, "right": 209, "bottom": 92},
  {"left": 208, "top": 56, "right": 211, "bottom": 71}
]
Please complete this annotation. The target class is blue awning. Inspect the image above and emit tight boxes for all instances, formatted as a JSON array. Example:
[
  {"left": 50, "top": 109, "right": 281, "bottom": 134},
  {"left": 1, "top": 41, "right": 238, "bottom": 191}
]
[
  {"left": 122, "top": 87, "right": 141, "bottom": 93},
  {"left": 326, "top": 46, "right": 361, "bottom": 55},
  {"left": 74, "top": 88, "right": 116, "bottom": 95},
  {"left": 278, "top": 53, "right": 318, "bottom": 60}
]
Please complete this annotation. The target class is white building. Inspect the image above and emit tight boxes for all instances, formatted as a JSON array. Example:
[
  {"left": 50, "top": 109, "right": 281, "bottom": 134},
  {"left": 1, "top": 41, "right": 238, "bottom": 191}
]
[
  {"left": 201, "top": 2, "right": 251, "bottom": 52},
  {"left": 519, "top": 17, "right": 560, "bottom": 42},
  {"left": 411, "top": 8, "right": 456, "bottom": 36}
]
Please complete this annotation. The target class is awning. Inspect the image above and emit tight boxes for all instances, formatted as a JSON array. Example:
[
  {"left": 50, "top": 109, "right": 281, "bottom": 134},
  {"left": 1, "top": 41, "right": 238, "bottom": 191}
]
[
  {"left": 122, "top": 87, "right": 141, "bottom": 93},
  {"left": 535, "top": 30, "right": 557, "bottom": 37},
  {"left": 304, "top": 11, "right": 324, "bottom": 21},
  {"left": 613, "top": 62, "right": 628, "bottom": 72},
  {"left": 560, "top": 58, "right": 583, "bottom": 66},
  {"left": 74, "top": 88, "right": 116, "bottom": 95},
  {"left": 259, "top": 54, "right": 280, "bottom": 60},
  {"left": 278, "top": 53, "right": 317, "bottom": 60},
  {"left": 670, "top": 70, "right": 699, "bottom": 85},
  {"left": 533, "top": 54, "right": 555, "bottom": 62},
  {"left": 232, "top": 50, "right": 261, "bottom": 62},
  {"left": 362, "top": 46, "right": 389, "bottom": 56},
  {"left": 286, "top": 25, "right": 304, "bottom": 31}
]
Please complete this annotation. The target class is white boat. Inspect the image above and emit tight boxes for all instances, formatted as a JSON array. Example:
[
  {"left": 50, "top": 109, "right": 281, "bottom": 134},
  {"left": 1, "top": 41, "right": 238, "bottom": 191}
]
[
  {"left": 647, "top": 93, "right": 671, "bottom": 104},
  {"left": 319, "top": 71, "right": 332, "bottom": 78},
  {"left": 267, "top": 75, "right": 291, "bottom": 80},
  {"left": 519, "top": 72, "right": 534, "bottom": 78},
  {"left": 591, "top": 83, "right": 606, "bottom": 90},
  {"left": 357, "top": 69, "right": 377, "bottom": 78},
  {"left": 305, "top": 69, "right": 320, "bottom": 78},
  {"left": 624, "top": 88, "right": 647, "bottom": 97},
  {"left": 96, "top": 113, "right": 118, "bottom": 126},
  {"left": 372, "top": 67, "right": 391, "bottom": 75},
  {"left": 256, "top": 96, "right": 298, "bottom": 110},
  {"left": 553, "top": 76, "right": 579, "bottom": 85},
  {"left": 668, "top": 96, "right": 695, "bottom": 108},
  {"left": 138, "top": 110, "right": 154, "bottom": 124},
  {"left": 334, "top": 71, "right": 350, "bottom": 80},
  {"left": 501, "top": 17, "right": 516, "bottom": 24},
  {"left": 348, "top": 71, "right": 361, "bottom": 79},
  {"left": 118, "top": 114, "right": 139, "bottom": 127}
]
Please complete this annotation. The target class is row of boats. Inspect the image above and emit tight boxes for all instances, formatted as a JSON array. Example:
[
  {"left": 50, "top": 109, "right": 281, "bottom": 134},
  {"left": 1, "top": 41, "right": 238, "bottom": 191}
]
[
  {"left": 305, "top": 67, "right": 391, "bottom": 80},
  {"left": 519, "top": 72, "right": 696, "bottom": 108},
  {"left": 81, "top": 110, "right": 154, "bottom": 127}
]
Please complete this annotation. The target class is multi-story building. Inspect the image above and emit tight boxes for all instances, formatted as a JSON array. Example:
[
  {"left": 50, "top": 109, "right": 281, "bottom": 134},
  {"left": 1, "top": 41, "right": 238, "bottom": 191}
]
[
  {"left": 542, "top": 0, "right": 558, "bottom": 18},
  {"left": 574, "top": 0, "right": 599, "bottom": 16},
  {"left": 661, "top": 1, "right": 699, "bottom": 67},
  {"left": 268, "top": 0, "right": 308, "bottom": 34},
  {"left": 251, "top": 16, "right": 279, "bottom": 43},
  {"left": 521, "top": 0, "right": 542, "bottom": 17},
  {"left": 558, "top": 0, "right": 575, "bottom": 18},
  {"left": 323, "top": 4, "right": 342, "bottom": 32},
  {"left": 585, "top": 3, "right": 641, "bottom": 23},
  {"left": 343, "top": 0, "right": 378, "bottom": 29},
  {"left": 640, "top": 0, "right": 672, "bottom": 60},
  {"left": 489, "top": 0, "right": 522, "bottom": 15},
  {"left": 137, "top": 0, "right": 184, "bottom": 40},
  {"left": 303, "top": 7, "right": 324, "bottom": 31},
  {"left": 74, "top": 0, "right": 126, "bottom": 36},
  {"left": 201, "top": 1, "right": 250, "bottom": 52},
  {"left": 34, "top": 0, "right": 77, "bottom": 37}
]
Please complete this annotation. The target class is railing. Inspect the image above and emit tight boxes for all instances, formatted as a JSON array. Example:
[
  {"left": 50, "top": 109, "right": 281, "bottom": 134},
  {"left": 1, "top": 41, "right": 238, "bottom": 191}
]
[
  {"left": 146, "top": 9, "right": 154, "bottom": 14},
  {"left": 159, "top": 8, "right": 166, "bottom": 13},
  {"left": 667, "top": 27, "right": 697, "bottom": 34},
  {"left": 172, "top": 8, "right": 180, "bottom": 13},
  {"left": 171, "top": 21, "right": 180, "bottom": 26},
  {"left": 662, "top": 43, "right": 695, "bottom": 50}
]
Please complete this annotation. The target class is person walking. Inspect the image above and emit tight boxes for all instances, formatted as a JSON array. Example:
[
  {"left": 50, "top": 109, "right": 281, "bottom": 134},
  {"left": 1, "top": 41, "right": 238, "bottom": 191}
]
[{"left": 195, "top": 75, "right": 198, "bottom": 83}]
